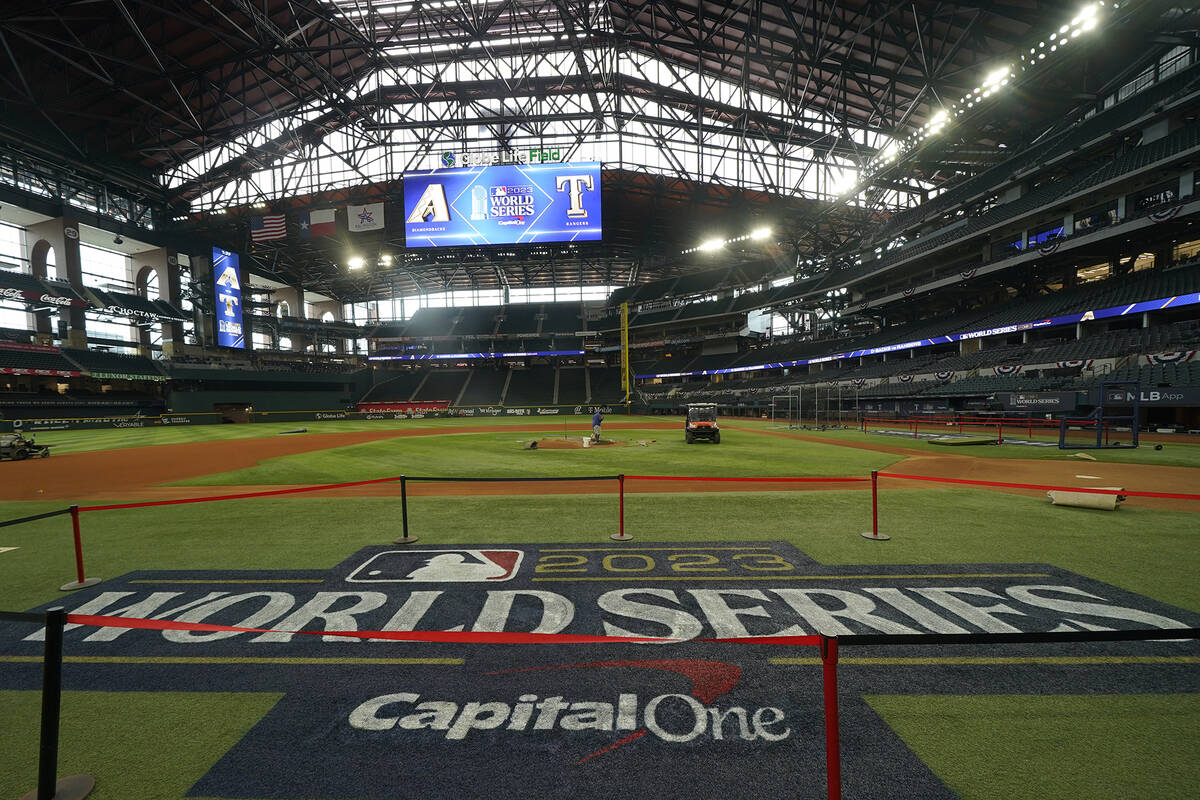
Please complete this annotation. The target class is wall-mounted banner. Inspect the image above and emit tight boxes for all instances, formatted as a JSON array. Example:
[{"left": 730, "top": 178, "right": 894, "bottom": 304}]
[
  {"left": 1098, "top": 386, "right": 1200, "bottom": 407},
  {"left": 997, "top": 391, "right": 1078, "bottom": 411},
  {"left": 403, "top": 163, "right": 602, "bottom": 247},
  {"left": 212, "top": 247, "right": 244, "bottom": 349}
]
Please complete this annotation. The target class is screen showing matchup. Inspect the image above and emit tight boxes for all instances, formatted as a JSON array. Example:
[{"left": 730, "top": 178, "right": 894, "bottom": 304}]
[
  {"left": 403, "top": 162, "right": 602, "bottom": 247},
  {"left": 212, "top": 247, "right": 244, "bottom": 349}
]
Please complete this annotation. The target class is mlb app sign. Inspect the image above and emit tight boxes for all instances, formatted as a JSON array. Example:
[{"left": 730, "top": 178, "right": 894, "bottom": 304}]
[
  {"left": 403, "top": 162, "right": 601, "bottom": 247},
  {"left": 212, "top": 247, "right": 245, "bottom": 349}
]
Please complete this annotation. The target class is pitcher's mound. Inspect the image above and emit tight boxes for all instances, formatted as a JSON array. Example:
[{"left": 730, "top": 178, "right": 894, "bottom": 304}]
[{"left": 530, "top": 437, "right": 630, "bottom": 450}]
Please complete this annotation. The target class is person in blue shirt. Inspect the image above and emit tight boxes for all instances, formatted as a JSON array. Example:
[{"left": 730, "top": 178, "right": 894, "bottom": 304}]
[{"left": 591, "top": 410, "right": 603, "bottom": 442}]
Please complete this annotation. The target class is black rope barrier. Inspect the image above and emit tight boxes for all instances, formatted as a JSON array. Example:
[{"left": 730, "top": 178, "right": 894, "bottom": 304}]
[
  {"left": 405, "top": 475, "right": 621, "bottom": 482},
  {"left": 0, "top": 508, "right": 72, "bottom": 529}
]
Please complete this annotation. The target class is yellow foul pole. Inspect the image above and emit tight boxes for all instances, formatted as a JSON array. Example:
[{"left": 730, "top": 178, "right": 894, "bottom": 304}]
[{"left": 620, "top": 301, "right": 631, "bottom": 410}]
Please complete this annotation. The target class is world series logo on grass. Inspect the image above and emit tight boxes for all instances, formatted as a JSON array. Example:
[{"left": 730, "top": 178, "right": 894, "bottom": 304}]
[{"left": 4, "top": 542, "right": 1196, "bottom": 800}]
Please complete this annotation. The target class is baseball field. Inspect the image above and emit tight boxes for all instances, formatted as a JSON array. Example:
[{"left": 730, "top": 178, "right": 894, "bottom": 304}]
[{"left": 1, "top": 414, "right": 1197, "bottom": 800}]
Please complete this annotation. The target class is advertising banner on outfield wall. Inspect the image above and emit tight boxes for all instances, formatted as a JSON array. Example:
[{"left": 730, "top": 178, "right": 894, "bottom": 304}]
[
  {"left": 1092, "top": 386, "right": 1200, "bottom": 406},
  {"left": 996, "top": 392, "right": 1079, "bottom": 412},
  {"left": 5, "top": 413, "right": 221, "bottom": 432}
]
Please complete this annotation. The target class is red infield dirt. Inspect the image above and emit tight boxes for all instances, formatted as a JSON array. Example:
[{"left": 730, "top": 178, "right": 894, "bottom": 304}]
[{"left": 2, "top": 422, "right": 1197, "bottom": 511}]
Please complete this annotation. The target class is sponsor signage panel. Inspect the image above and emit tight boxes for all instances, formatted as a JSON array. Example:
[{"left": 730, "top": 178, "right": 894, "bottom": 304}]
[
  {"left": 369, "top": 350, "right": 584, "bottom": 361},
  {"left": 997, "top": 391, "right": 1078, "bottom": 411},
  {"left": 1098, "top": 386, "right": 1200, "bottom": 406},
  {"left": 212, "top": 247, "right": 245, "bottom": 349},
  {"left": 2, "top": 543, "right": 1196, "bottom": 800},
  {"left": 403, "top": 162, "right": 602, "bottom": 247}
]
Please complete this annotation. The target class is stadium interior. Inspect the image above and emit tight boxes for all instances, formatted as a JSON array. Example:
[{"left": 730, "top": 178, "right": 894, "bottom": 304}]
[
  {"left": 0, "top": 0, "right": 1197, "bottom": 432},
  {"left": 2, "top": 4, "right": 1199, "bottom": 800}
]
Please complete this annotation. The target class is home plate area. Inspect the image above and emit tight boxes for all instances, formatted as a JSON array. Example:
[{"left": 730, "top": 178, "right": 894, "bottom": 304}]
[{"left": 3, "top": 542, "right": 1198, "bottom": 800}]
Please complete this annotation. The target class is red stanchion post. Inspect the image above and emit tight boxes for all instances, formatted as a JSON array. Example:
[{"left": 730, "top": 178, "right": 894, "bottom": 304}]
[
  {"left": 861, "top": 471, "right": 889, "bottom": 540},
  {"left": 997, "top": 421, "right": 1003, "bottom": 445},
  {"left": 59, "top": 506, "right": 101, "bottom": 592},
  {"left": 821, "top": 636, "right": 842, "bottom": 800},
  {"left": 610, "top": 474, "right": 632, "bottom": 541}
]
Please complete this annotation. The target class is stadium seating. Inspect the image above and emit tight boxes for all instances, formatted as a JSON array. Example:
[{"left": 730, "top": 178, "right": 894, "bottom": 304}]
[
  {"left": 458, "top": 368, "right": 508, "bottom": 405},
  {"left": 504, "top": 367, "right": 556, "bottom": 405},
  {"left": 64, "top": 348, "right": 162, "bottom": 377},
  {"left": 557, "top": 367, "right": 588, "bottom": 404},
  {"left": 411, "top": 370, "right": 468, "bottom": 402}
]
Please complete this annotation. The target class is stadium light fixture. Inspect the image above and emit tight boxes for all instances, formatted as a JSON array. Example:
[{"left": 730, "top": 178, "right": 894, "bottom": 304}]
[
  {"left": 379, "top": 254, "right": 393, "bottom": 266},
  {"left": 698, "top": 238, "right": 725, "bottom": 252},
  {"left": 983, "top": 66, "right": 1011, "bottom": 89},
  {"left": 750, "top": 226, "right": 772, "bottom": 240},
  {"left": 347, "top": 256, "right": 365, "bottom": 270}
]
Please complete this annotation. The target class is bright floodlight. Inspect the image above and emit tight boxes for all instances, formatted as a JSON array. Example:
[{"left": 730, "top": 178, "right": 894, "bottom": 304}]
[
  {"left": 698, "top": 238, "right": 725, "bottom": 252},
  {"left": 379, "top": 254, "right": 393, "bottom": 265},
  {"left": 347, "top": 256, "right": 365, "bottom": 269},
  {"left": 750, "top": 226, "right": 771, "bottom": 240},
  {"left": 984, "top": 66, "right": 1011, "bottom": 88},
  {"left": 926, "top": 109, "right": 950, "bottom": 134}
]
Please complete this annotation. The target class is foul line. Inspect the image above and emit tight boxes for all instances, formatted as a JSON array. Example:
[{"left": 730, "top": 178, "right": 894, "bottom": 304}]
[
  {"left": 0, "top": 655, "right": 463, "bottom": 666},
  {"left": 769, "top": 655, "right": 1200, "bottom": 666},
  {"left": 532, "top": 573, "right": 1053, "bottom": 582}
]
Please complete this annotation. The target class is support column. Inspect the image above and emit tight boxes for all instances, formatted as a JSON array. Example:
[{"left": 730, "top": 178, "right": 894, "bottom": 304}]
[{"left": 25, "top": 217, "right": 87, "bottom": 348}]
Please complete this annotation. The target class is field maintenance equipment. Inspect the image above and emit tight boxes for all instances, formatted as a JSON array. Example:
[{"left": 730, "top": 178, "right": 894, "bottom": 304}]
[
  {"left": 684, "top": 403, "right": 720, "bottom": 444},
  {"left": 0, "top": 432, "right": 51, "bottom": 461}
]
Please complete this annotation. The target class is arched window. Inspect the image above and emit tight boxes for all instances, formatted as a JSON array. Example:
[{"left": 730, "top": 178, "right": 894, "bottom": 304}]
[
  {"left": 276, "top": 300, "right": 290, "bottom": 319},
  {"left": 320, "top": 311, "right": 335, "bottom": 323},
  {"left": 279, "top": 336, "right": 292, "bottom": 350}
]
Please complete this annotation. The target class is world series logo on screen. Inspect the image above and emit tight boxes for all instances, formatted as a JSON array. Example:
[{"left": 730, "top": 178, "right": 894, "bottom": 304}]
[{"left": 403, "top": 162, "right": 602, "bottom": 247}]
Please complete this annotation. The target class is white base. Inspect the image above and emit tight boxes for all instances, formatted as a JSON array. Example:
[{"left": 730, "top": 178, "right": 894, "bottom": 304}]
[
  {"left": 610, "top": 532, "right": 633, "bottom": 541},
  {"left": 860, "top": 532, "right": 890, "bottom": 541}
]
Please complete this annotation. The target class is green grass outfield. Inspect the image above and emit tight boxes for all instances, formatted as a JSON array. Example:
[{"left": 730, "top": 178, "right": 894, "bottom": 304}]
[{"left": 1, "top": 421, "right": 1197, "bottom": 800}]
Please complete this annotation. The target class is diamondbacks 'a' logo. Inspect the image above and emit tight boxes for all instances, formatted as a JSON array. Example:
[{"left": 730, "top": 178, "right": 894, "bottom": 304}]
[{"left": 346, "top": 549, "right": 523, "bottom": 582}]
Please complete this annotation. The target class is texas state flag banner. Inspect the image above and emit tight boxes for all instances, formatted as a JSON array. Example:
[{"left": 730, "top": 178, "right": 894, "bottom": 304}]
[
  {"left": 348, "top": 202, "right": 385, "bottom": 233},
  {"left": 298, "top": 209, "right": 336, "bottom": 238}
]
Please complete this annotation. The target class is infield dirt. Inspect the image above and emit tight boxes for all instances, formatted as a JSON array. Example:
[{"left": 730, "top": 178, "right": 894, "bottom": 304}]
[{"left": 2, "top": 421, "right": 1197, "bottom": 511}]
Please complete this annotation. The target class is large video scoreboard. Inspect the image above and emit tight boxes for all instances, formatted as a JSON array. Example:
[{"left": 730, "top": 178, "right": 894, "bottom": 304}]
[
  {"left": 212, "top": 247, "right": 245, "bottom": 349},
  {"left": 403, "top": 162, "right": 601, "bottom": 247}
]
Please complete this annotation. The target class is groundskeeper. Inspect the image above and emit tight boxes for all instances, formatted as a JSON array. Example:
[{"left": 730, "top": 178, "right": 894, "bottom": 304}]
[{"left": 592, "top": 409, "right": 603, "bottom": 442}]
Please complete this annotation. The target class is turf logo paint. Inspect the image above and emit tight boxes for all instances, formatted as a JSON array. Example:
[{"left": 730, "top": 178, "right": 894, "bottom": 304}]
[
  {"left": 349, "top": 659, "right": 788, "bottom": 750},
  {"left": 347, "top": 550, "right": 523, "bottom": 583}
]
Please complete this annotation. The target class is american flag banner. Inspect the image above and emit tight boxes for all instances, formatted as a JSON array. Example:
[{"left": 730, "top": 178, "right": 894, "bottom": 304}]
[{"left": 250, "top": 214, "right": 287, "bottom": 242}]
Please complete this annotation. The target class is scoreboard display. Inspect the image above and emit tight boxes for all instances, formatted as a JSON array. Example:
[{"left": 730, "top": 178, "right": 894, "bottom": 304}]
[
  {"left": 403, "top": 162, "right": 602, "bottom": 247},
  {"left": 212, "top": 247, "right": 245, "bottom": 349}
]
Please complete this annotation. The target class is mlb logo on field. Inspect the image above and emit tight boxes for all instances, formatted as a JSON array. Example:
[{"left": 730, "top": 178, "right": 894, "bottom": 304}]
[{"left": 346, "top": 549, "right": 523, "bottom": 582}]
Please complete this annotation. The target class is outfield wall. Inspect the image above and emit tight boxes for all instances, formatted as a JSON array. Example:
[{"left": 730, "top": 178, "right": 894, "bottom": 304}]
[{"left": 0, "top": 404, "right": 630, "bottom": 431}]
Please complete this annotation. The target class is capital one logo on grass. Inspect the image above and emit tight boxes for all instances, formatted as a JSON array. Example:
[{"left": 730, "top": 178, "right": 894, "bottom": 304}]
[{"left": 350, "top": 659, "right": 790, "bottom": 750}]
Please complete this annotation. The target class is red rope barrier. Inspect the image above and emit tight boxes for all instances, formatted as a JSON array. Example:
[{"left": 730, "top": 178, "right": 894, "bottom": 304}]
[
  {"left": 60, "top": 613, "right": 825, "bottom": 646},
  {"left": 77, "top": 475, "right": 409, "bottom": 512},
  {"left": 877, "top": 472, "right": 1200, "bottom": 501}
]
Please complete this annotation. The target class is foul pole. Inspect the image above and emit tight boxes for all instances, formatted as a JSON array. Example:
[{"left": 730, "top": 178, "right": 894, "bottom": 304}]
[{"left": 620, "top": 301, "right": 631, "bottom": 411}]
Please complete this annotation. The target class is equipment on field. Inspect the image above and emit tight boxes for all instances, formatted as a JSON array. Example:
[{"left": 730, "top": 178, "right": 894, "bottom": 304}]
[
  {"left": 684, "top": 403, "right": 720, "bottom": 444},
  {"left": 0, "top": 432, "right": 52, "bottom": 461},
  {"left": 1047, "top": 487, "right": 1126, "bottom": 511}
]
